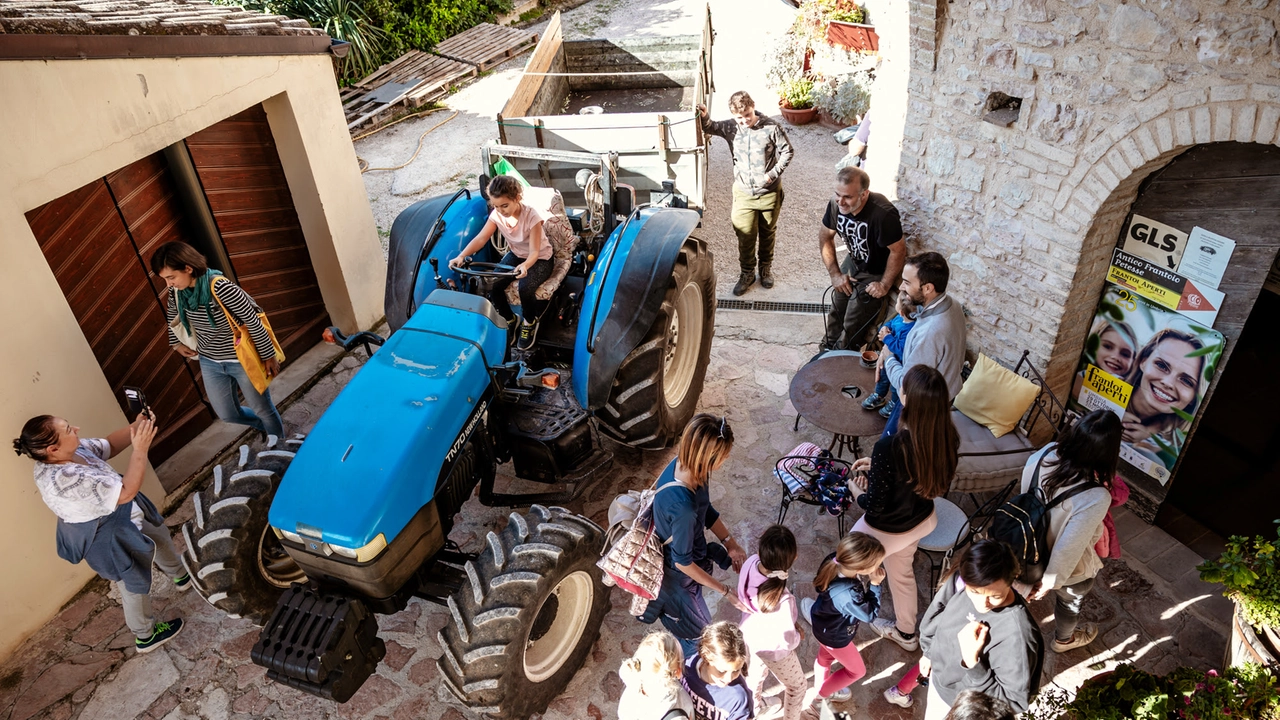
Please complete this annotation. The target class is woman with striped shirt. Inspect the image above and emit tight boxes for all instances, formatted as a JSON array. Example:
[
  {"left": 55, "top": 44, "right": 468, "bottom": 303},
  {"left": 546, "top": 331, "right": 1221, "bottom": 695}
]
[{"left": 152, "top": 242, "right": 285, "bottom": 439}]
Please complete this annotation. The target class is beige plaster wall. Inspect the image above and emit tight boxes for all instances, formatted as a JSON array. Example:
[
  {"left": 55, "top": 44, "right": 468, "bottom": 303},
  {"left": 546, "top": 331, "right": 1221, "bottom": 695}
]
[{"left": 0, "top": 52, "right": 384, "bottom": 661}]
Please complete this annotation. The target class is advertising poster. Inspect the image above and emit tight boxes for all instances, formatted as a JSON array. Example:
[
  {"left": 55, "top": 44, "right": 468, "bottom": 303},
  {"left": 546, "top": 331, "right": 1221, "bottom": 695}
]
[
  {"left": 1106, "top": 249, "right": 1224, "bottom": 327},
  {"left": 1069, "top": 284, "right": 1225, "bottom": 485}
]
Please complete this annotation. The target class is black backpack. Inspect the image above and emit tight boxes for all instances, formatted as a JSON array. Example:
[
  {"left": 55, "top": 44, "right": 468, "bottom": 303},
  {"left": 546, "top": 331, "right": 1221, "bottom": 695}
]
[{"left": 987, "top": 456, "right": 1100, "bottom": 585}]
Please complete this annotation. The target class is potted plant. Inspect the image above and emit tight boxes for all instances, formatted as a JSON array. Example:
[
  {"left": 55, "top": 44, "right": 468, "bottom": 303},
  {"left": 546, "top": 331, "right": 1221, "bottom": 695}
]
[
  {"left": 778, "top": 77, "right": 818, "bottom": 125},
  {"left": 1199, "top": 520, "right": 1280, "bottom": 668},
  {"left": 1023, "top": 662, "right": 1280, "bottom": 719}
]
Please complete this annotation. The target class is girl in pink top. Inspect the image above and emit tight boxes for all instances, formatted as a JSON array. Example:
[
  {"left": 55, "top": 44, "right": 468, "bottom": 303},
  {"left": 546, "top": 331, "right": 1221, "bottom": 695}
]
[
  {"left": 450, "top": 175, "right": 564, "bottom": 349},
  {"left": 739, "top": 525, "right": 807, "bottom": 720}
]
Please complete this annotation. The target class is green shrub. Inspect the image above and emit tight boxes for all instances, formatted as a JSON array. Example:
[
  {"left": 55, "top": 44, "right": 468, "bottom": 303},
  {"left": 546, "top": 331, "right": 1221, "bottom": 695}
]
[
  {"left": 779, "top": 77, "right": 815, "bottom": 110},
  {"left": 812, "top": 67, "right": 873, "bottom": 125},
  {"left": 1024, "top": 663, "right": 1280, "bottom": 720},
  {"left": 1199, "top": 520, "right": 1280, "bottom": 629}
]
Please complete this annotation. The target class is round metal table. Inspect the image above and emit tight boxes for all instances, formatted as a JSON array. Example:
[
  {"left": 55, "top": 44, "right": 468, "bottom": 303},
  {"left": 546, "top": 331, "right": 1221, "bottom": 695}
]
[{"left": 789, "top": 353, "right": 888, "bottom": 458}]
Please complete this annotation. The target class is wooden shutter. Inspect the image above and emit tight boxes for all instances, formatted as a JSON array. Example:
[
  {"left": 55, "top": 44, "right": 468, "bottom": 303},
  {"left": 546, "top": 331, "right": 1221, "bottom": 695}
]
[
  {"left": 185, "top": 105, "right": 331, "bottom": 363},
  {"left": 26, "top": 154, "right": 214, "bottom": 472}
]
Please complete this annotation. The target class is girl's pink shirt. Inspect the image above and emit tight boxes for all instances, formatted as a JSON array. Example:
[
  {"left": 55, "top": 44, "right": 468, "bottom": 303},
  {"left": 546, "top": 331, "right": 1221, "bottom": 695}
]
[
  {"left": 737, "top": 554, "right": 801, "bottom": 659},
  {"left": 490, "top": 186, "right": 555, "bottom": 261}
]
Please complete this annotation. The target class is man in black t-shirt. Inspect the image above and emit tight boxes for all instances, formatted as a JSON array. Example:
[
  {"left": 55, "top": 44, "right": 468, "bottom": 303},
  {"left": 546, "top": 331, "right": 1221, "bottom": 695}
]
[{"left": 818, "top": 166, "right": 907, "bottom": 352}]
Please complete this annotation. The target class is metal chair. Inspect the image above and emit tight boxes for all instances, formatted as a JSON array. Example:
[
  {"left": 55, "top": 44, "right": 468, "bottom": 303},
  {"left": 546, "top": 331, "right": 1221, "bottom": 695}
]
[
  {"left": 775, "top": 454, "right": 854, "bottom": 536},
  {"left": 916, "top": 498, "right": 972, "bottom": 591}
]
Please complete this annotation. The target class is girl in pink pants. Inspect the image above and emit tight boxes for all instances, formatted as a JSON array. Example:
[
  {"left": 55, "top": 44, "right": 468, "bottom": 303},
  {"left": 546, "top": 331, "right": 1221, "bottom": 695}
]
[{"left": 801, "top": 532, "right": 887, "bottom": 712}]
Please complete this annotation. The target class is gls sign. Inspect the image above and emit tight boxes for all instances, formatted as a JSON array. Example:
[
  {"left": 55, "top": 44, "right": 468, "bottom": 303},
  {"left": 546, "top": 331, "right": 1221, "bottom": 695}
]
[{"left": 1121, "top": 214, "right": 1188, "bottom": 270}]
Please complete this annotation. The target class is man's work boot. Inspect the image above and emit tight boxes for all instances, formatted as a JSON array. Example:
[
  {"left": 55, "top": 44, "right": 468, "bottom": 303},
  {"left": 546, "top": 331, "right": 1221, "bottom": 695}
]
[
  {"left": 733, "top": 271, "right": 755, "bottom": 296},
  {"left": 759, "top": 264, "right": 775, "bottom": 289}
]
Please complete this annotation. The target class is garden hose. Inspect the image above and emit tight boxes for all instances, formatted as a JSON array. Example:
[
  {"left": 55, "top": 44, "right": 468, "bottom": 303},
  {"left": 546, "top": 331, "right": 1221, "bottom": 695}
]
[{"left": 356, "top": 108, "right": 460, "bottom": 174}]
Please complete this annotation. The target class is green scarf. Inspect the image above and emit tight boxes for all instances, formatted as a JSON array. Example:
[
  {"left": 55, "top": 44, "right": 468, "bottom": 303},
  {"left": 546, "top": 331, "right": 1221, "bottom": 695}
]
[{"left": 176, "top": 269, "right": 224, "bottom": 333}]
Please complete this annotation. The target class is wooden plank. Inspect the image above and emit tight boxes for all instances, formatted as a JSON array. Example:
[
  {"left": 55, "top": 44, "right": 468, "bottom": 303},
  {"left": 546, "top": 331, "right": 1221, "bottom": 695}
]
[
  {"left": 434, "top": 23, "right": 538, "bottom": 72},
  {"left": 501, "top": 11, "right": 562, "bottom": 119},
  {"left": 342, "top": 52, "right": 476, "bottom": 133}
]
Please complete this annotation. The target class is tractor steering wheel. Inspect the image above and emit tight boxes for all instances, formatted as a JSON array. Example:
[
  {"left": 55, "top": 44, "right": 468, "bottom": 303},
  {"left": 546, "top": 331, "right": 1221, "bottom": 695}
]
[{"left": 453, "top": 261, "right": 521, "bottom": 280}]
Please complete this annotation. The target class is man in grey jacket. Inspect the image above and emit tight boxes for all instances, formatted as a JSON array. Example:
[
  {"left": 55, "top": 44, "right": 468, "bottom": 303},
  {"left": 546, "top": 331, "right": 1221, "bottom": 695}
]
[
  {"left": 881, "top": 252, "right": 967, "bottom": 435},
  {"left": 699, "top": 91, "right": 795, "bottom": 295}
]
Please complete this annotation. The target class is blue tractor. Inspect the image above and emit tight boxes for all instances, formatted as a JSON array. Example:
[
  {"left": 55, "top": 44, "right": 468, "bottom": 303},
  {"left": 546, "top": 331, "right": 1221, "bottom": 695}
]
[{"left": 179, "top": 144, "right": 716, "bottom": 717}]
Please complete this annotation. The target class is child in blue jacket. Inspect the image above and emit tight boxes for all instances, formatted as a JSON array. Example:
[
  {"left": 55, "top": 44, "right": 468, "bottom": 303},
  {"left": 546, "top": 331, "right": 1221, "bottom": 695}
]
[
  {"left": 799, "top": 532, "right": 887, "bottom": 710},
  {"left": 863, "top": 292, "right": 916, "bottom": 418}
]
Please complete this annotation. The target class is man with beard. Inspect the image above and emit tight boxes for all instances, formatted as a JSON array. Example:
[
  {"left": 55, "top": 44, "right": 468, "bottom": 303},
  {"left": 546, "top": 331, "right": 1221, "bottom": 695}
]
[
  {"left": 881, "top": 252, "right": 967, "bottom": 435},
  {"left": 818, "top": 166, "right": 906, "bottom": 354}
]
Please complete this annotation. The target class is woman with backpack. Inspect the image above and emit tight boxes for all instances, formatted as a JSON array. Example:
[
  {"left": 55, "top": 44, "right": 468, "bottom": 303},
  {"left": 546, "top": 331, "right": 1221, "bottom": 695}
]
[
  {"left": 640, "top": 414, "right": 749, "bottom": 657},
  {"left": 917, "top": 539, "right": 1044, "bottom": 719},
  {"left": 1017, "top": 408, "right": 1123, "bottom": 653},
  {"left": 847, "top": 364, "right": 958, "bottom": 652}
]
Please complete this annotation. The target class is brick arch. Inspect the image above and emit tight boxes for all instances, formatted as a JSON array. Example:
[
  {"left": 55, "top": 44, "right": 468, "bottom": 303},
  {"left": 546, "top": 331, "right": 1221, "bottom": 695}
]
[{"left": 1042, "top": 91, "right": 1280, "bottom": 394}]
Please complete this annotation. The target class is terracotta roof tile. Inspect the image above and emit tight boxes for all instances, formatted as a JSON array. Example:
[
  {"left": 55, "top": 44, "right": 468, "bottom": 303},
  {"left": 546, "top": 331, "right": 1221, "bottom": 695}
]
[{"left": 0, "top": 0, "right": 326, "bottom": 36}]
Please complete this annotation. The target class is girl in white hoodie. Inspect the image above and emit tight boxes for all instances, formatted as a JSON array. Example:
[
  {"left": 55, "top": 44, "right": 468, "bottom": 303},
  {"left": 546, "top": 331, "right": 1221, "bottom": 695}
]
[
  {"left": 619, "top": 631, "right": 696, "bottom": 720},
  {"left": 739, "top": 525, "right": 806, "bottom": 720}
]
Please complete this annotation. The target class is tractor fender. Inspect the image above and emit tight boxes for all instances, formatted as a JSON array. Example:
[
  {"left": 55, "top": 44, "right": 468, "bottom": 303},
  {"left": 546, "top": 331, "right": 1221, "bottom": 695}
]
[
  {"left": 573, "top": 207, "right": 701, "bottom": 411},
  {"left": 385, "top": 190, "right": 492, "bottom": 333}
]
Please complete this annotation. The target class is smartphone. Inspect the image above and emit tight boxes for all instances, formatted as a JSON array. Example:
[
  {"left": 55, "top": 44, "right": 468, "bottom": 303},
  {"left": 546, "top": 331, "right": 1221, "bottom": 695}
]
[{"left": 124, "top": 386, "right": 152, "bottom": 420}]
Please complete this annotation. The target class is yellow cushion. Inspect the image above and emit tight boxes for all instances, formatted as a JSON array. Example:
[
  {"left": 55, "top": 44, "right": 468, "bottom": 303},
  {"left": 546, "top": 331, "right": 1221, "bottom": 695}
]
[{"left": 953, "top": 354, "right": 1040, "bottom": 438}]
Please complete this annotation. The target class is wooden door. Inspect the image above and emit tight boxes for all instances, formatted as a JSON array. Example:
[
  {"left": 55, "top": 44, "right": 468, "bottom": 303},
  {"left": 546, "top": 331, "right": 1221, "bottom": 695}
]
[
  {"left": 26, "top": 154, "right": 214, "bottom": 470},
  {"left": 185, "top": 105, "right": 331, "bottom": 363}
]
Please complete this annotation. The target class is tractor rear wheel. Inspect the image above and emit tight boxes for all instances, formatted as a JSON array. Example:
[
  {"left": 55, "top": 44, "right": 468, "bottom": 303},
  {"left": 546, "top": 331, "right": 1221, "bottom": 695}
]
[
  {"left": 180, "top": 443, "right": 304, "bottom": 626},
  {"left": 437, "top": 505, "right": 609, "bottom": 719},
  {"left": 598, "top": 237, "right": 715, "bottom": 449}
]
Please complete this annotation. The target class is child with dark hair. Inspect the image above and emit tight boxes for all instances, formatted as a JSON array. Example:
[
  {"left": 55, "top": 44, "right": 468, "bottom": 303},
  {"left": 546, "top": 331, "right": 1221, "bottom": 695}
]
[
  {"left": 861, "top": 291, "right": 917, "bottom": 419},
  {"left": 738, "top": 525, "right": 805, "bottom": 720},
  {"left": 449, "top": 175, "right": 575, "bottom": 350},
  {"left": 943, "top": 690, "right": 1016, "bottom": 720},
  {"left": 1018, "top": 408, "right": 1123, "bottom": 652},
  {"left": 917, "top": 540, "right": 1045, "bottom": 719}
]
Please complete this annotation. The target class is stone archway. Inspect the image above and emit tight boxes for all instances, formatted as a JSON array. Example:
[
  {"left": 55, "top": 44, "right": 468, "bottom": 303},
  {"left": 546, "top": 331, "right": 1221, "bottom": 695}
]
[{"left": 1043, "top": 93, "right": 1280, "bottom": 398}]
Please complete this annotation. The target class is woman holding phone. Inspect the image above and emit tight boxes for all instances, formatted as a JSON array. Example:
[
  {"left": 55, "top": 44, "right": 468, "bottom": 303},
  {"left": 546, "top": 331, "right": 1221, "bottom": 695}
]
[
  {"left": 151, "top": 241, "right": 285, "bottom": 440},
  {"left": 13, "top": 413, "right": 188, "bottom": 653}
]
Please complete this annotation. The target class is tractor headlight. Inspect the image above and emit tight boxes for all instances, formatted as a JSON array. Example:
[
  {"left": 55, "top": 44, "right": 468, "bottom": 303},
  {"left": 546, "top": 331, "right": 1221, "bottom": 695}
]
[
  {"left": 327, "top": 534, "right": 388, "bottom": 563},
  {"left": 274, "top": 527, "right": 305, "bottom": 544}
]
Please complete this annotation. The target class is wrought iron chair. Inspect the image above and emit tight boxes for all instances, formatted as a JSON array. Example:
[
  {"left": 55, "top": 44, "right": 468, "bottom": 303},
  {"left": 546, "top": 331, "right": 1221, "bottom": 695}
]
[{"left": 775, "top": 454, "right": 855, "bottom": 536}]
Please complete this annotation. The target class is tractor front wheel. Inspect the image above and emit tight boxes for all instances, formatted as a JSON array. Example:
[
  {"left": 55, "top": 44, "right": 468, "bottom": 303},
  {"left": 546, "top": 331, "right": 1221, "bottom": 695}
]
[
  {"left": 180, "top": 444, "right": 304, "bottom": 625},
  {"left": 437, "top": 506, "right": 609, "bottom": 719},
  {"left": 598, "top": 237, "right": 715, "bottom": 449}
]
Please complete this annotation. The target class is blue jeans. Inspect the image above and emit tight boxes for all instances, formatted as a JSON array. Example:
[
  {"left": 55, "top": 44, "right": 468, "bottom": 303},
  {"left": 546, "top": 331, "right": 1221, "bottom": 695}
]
[
  {"left": 873, "top": 376, "right": 899, "bottom": 407},
  {"left": 199, "top": 356, "right": 285, "bottom": 438},
  {"left": 882, "top": 399, "right": 902, "bottom": 438}
]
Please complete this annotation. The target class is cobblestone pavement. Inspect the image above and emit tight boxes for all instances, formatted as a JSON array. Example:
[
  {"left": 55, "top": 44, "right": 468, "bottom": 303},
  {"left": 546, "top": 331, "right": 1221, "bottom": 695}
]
[{"left": 0, "top": 312, "right": 1231, "bottom": 720}]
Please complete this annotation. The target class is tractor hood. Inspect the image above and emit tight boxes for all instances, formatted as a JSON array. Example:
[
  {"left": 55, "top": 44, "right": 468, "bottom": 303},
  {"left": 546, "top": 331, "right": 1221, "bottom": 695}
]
[{"left": 269, "top": 292, "right": 506, "bottom": 551}]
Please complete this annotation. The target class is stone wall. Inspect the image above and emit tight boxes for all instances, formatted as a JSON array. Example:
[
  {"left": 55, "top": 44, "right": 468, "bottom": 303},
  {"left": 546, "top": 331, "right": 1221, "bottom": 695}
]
[{"left": 889, "top": 0, "right": 1279, "bottom": 400}]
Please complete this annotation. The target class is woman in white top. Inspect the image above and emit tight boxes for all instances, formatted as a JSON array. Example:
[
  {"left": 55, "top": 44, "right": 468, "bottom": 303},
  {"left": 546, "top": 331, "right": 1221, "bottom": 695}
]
[
  {"left": 1017, "top": 408, "right": 1123, "bottom": 653},
  {"left": 450, "top": 175, "right": 574, "bottom": 350}
]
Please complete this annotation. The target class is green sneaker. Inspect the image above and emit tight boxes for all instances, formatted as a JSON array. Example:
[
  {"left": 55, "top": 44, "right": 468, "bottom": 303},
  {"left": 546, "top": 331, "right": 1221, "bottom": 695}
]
[
  {"left": 135, "top": 618, "right": 184, "bottom": 654},
  {"left": 173, "top": 573, "right": 191, "bottom": 591}
]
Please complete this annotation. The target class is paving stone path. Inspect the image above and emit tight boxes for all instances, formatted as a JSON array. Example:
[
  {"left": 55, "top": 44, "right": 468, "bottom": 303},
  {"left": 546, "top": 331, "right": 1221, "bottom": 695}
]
[{"left": 0, "top": 311, "right": 1231, "bottom": 720}]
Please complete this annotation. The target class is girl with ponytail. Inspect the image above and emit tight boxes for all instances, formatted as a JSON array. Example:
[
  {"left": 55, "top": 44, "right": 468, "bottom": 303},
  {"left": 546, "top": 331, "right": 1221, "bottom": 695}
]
[
  {"left": 800, "top": 532, "right": 887, "bottom": 712},
  {"left": 738, "top": 525, "right": 805, "bottom": 720}
]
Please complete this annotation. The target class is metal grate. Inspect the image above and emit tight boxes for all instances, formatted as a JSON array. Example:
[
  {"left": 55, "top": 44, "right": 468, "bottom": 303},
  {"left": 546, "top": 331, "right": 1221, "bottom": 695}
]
[{"left": 717, "top": 298, "right": 829, "bottom": 314}]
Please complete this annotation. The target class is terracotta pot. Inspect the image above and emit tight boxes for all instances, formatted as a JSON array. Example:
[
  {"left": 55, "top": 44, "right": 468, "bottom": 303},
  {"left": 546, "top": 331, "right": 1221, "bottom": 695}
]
[
  {"left": 779, "top": 104, "right": 818, "bottom": 125},
  {"left": 826, "top": 20, "right": 879, "bottom": 52}
]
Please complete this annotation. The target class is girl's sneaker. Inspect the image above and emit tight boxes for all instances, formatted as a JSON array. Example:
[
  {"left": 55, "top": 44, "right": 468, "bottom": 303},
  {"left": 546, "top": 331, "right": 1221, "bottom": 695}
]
[
  {"left": 827, "top": 687, "right": 852, "bottom": 702},
  {"left": 884, "top": 686, "right": 913, "bottom": 708},
  {"left": 861, "top": 392, "right": 888, "bottom": 410},
  {"left": 135, "top": 618, "right": 184, "bottom": 654}
]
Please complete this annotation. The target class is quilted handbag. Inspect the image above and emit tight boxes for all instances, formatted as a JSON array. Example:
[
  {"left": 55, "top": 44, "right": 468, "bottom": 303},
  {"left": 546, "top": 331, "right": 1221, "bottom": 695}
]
[{"left": 598, "top": 483, "right": 684, "bottom": 615}]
